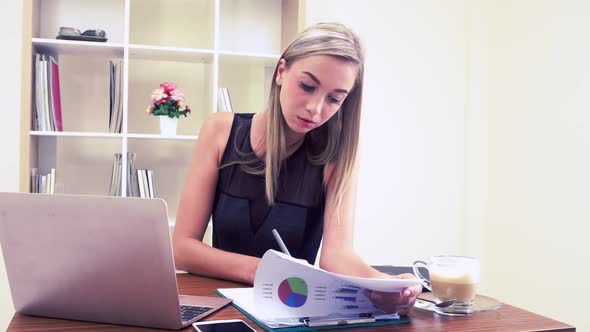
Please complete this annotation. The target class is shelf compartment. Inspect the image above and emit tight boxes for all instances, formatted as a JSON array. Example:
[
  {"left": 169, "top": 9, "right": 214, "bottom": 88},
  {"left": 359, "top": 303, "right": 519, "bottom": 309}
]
[
  {"left": 128, "top": 139, "right": 196, "bottom": 222},
  {"left": 127, "top": 58, "right": 213, "bottom": 136},
  {"left": 129, "top": 0, "right": 214, "bottom": 50},
  {"left": 33, "top": 0, "right": 125, "bottom": 44},
  {"left": 219, "top": 0, "right": 301, "bottom": 54},
  {"left": 30, "top": 135, "right": 123, "bottom": 196},
  {"left": 38, "top": 55, "right": 120, "bottom": 133},
  {"left": 218, "top": 53, "right": 276, "bottom": 114}
]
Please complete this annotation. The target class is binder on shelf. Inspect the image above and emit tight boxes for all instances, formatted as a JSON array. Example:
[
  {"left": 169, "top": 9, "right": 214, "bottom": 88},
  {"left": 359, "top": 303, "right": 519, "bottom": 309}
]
[
  {"left": 108, "top": 153, "right": 122, "bottom": 196},
  {"left": 217, "top": 87, "right": 234, "bottom": 113},
  {"left": 109, "top": 60, "right": 123, "bottom": 133},
  {"left": 127, "top": 153, "right": 140, "bottom": 197},
  {"left": 135, "top": 168, "right": 155, "bottom": 199},
  {"left": 137, "top": 169, "right": 145, "bottom": 198},
  {"left": 146, "top": 169, "right": 154, "bottom": 198},
  {"left": 216, "top": 250, "right": 418, "bottom": 331}
]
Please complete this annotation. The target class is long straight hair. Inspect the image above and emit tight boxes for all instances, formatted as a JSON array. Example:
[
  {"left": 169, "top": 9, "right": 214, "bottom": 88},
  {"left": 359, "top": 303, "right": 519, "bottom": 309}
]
[{"left": 240, "top": 23, "right": 364, "bottom": 214}]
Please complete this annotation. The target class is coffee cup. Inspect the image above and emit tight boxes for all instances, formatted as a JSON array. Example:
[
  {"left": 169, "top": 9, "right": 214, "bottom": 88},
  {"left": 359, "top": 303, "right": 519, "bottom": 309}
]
[{"left": 412, "top": 256, "right": 480, "bottom": 315}]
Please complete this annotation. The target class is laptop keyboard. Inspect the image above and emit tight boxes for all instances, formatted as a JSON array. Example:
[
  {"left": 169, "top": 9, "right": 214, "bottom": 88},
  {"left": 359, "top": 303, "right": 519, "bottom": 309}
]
[{"left": 180, "top": 304, "right": 213, "bottom": 322}]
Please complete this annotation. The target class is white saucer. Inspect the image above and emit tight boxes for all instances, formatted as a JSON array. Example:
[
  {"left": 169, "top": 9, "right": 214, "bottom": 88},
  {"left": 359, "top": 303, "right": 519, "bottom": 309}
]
[{"left": 415, "top": 293, "right": 502, "bottom": 316}]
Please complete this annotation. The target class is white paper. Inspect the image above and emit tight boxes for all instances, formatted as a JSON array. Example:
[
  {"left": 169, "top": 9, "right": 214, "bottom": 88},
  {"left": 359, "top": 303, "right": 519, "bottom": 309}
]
[{"left": 219, "top": 250, "right": 421, "bottom": 326}]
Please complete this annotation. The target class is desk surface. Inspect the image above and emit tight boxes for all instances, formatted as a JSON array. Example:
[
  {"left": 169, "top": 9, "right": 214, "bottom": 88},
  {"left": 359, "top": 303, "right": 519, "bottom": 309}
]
[{"left": 7, "top": 274, "right": 575, "bottom": 332}]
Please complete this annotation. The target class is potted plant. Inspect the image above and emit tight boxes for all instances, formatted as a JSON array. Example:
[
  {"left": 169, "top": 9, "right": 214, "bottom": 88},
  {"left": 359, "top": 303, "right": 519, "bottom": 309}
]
[{"left": 146, "top": 82, "right": 191, "bottom": 136}]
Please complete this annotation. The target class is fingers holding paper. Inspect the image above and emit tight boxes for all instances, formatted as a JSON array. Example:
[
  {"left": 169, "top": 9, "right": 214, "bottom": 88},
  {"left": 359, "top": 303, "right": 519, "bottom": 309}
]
[{"left": 364, "top": 273, "right": 423, "bottom": 316}]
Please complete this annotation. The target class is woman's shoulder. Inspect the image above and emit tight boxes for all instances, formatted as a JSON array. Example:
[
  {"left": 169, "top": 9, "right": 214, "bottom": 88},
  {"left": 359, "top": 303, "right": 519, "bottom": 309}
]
[
  {"left": 200, "top": 112, "right": 236, "bottom": 140},
  {"left": 202, "top": 112, "right": 234, "bottom": 132},
  {"left": 199, "top": 113, "right": 235, "bottom": 162}
]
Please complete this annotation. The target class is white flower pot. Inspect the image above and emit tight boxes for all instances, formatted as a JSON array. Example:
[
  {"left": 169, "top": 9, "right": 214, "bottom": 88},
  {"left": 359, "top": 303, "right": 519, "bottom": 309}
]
[{"left": 159, "top": 116, "right": 178, "bottom": 136}]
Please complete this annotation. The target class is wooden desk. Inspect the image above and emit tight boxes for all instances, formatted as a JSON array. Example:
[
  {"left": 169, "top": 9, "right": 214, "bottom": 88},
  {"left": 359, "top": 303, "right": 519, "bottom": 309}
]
[{"left": 7, "top": 274, "right": 575, "bottom": 332}]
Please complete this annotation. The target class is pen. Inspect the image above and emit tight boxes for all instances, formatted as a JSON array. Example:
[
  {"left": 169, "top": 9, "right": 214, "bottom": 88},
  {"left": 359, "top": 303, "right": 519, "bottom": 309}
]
[{"left": 272, "top": 229, "right": 291, "bottom": 256}]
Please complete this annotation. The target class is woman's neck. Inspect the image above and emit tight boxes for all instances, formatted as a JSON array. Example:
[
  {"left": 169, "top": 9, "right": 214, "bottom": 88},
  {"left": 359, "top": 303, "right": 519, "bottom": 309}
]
[{"left": 252, "top": 111, "right": 306, "bottom": 157}]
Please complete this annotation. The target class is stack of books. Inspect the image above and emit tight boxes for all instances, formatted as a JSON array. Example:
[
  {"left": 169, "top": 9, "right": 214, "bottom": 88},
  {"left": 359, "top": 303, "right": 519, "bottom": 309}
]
[
  {"left": 33, "top": 54, "right": 63, "bottom": 131},
  {"left": 217, "top": 87, "right": 234, "bottom": 113},
  {"left": 108, "top": 152, "right": 154, "bottom": 198},
  {"left": 136, "top": 169, "right": 155, "bottom": 198},
  {"left": 109, "top": 60, "right": 123, "bottom": 133},
  {"left": 30, "top": 168, "right": 56, "bottom": 193}
]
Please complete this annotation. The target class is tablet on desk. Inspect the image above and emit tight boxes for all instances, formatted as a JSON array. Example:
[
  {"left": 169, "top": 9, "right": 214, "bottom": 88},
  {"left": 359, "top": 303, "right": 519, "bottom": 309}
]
[{"left": 193, "top": 319, "right": 255, "bottom": 332}]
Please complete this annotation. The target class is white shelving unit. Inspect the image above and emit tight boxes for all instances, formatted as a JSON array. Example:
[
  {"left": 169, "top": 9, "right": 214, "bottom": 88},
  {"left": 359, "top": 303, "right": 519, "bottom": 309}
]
[{"left": 23, "top": 0, "right": 303, "bottom": 224}]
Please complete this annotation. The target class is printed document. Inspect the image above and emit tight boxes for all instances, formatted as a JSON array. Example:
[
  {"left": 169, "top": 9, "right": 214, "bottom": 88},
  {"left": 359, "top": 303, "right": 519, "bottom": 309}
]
[{"left": 218, "top": 250, "right": 422, "bottom": 328}]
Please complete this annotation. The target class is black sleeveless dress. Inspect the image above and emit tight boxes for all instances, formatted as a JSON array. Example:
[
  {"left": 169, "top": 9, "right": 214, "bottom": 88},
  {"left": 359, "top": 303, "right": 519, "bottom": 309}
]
[{"left": 212, "top": 113, "right": 325, "bottom": 264}]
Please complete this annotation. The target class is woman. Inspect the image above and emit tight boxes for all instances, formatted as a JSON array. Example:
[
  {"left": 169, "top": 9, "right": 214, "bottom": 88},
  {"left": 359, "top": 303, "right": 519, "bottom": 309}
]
[{"left": 173, "top": 22, "right": 421, "bottom": 315}]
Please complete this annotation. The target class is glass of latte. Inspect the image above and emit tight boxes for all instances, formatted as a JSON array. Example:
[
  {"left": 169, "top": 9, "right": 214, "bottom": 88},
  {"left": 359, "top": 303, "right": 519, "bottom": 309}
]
[{"left": 413, "top": 256, "right": 480, "bottom": 315}]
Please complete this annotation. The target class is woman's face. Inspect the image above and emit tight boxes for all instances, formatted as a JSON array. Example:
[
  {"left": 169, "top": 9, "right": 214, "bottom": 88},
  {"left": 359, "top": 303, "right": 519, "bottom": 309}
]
[{"left": 276, "top": 55, "right": 357, "bottom": 134}]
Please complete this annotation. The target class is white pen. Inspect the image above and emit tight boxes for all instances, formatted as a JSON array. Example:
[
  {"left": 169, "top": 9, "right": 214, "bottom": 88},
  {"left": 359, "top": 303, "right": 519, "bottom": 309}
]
[{"left": 272, "top": 229, "right": 291, "bottom": 257}]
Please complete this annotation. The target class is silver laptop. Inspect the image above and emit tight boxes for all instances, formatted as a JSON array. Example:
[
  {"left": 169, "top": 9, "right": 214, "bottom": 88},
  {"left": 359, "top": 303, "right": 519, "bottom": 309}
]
[{"left": 0, "top": 193, "right": 231, "bottom": 330}]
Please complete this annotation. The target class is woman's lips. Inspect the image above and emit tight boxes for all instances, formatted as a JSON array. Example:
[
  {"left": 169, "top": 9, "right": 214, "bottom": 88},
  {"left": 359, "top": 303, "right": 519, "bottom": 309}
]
[{"left": 297, "top": 116, "right": 316, "bottom": 128}]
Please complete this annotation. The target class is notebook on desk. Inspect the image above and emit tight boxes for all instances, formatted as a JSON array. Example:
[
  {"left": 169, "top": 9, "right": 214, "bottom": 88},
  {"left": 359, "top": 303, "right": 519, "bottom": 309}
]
[{"left": 0, "top": 193, "right": 231, "bottom": 330}]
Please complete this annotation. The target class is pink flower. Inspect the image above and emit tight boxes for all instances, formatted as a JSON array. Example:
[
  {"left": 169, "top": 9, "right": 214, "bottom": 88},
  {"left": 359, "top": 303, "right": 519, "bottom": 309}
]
[
  {"left": 151, "top": 87, "right": 167, "bottom": 105},
  {"left": 160, "top": 82, "right": 176, "bottom": 93},
  {"left": 146, "top": 82, "right": 191, "bottom": 118},
  {"left": 170, "top": 89, "right": 185, "bottom": 102}
]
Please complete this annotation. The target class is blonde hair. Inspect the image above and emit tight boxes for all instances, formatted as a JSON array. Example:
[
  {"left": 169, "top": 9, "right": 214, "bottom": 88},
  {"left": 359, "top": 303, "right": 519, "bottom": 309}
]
[{"left": 237, "top": 23, "right": 365, "bottom": 214}]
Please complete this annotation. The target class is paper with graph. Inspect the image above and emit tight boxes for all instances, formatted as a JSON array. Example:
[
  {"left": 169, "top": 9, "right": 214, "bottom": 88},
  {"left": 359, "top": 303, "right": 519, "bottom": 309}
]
[{"left": 217, "top": 250, "right": 421, "bottom": 327}]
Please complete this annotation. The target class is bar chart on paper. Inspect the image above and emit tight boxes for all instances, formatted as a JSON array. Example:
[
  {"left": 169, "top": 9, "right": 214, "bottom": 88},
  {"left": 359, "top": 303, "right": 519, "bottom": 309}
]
[{"left": 332, "top": 284, "right": 365, "bottom": 310}]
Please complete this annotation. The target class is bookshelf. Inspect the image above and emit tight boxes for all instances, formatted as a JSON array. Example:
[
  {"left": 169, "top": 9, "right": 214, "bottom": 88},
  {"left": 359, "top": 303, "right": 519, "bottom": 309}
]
[{"left": 20, "top": 0, "right": 305, "bottom": 226}]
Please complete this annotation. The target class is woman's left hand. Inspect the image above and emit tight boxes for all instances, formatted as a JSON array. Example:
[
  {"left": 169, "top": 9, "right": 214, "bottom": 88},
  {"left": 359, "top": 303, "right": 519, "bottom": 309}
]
[{"left": 363, "top": 273, "right": 423, "bottom": 316}]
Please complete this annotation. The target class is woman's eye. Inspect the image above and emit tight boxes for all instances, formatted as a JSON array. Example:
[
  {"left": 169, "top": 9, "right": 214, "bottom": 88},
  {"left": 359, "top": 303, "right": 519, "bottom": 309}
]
[
  {"left": 328, "top": 96, "right": 341, "bottom": 105},
  {"left": 299, "top": 82, "right": 315, "bottom": 92}
]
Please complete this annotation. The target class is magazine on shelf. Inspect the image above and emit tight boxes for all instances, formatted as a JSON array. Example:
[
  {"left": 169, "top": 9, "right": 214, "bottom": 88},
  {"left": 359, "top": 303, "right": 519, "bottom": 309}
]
[
  {"left": 49, "top": 56, "right": 63, "bottom": 131},
  {"left": 41, "top": 55, "right": 52, "bottom": 131},
  {"left": 34, "top": 54, "right": 46, "bottom": 131}
]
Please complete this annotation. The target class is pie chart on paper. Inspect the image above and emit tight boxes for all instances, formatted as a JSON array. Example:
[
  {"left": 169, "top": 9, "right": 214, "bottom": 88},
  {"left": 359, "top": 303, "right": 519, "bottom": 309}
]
[{"left": 278, "top": 277, "right": 308, "bottom": 308}]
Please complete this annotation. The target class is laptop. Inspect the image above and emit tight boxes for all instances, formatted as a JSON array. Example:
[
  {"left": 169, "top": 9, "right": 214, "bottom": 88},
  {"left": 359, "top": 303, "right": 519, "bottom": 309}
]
[{"left": 0, "top": 193, "right": 231, "bottom": 330}]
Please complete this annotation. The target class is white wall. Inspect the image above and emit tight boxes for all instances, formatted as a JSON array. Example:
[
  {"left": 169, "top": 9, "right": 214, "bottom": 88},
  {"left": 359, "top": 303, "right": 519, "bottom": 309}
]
[
  {"left": 485, "top": 1, "right": 590, "bottom": 330},
  {"left": 307, "top": 0, "right": 584, "bottom": 330},
  {"left": 0, "top": 1, "right": 22, "bottom": 329},
  {"left": 306, "top": 0, "right": 469, "bottom": 266}
]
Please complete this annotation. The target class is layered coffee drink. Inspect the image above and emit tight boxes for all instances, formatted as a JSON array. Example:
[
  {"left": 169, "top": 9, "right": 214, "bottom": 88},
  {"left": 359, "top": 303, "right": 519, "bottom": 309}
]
[
  {"left": 430, "top": 271, "right": 478, "bottom": 303},
  {"left": 414, "top": 255, "right": 480, "bottom": 315}
]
